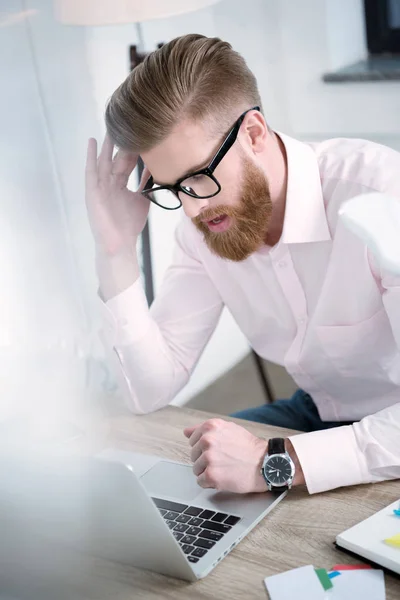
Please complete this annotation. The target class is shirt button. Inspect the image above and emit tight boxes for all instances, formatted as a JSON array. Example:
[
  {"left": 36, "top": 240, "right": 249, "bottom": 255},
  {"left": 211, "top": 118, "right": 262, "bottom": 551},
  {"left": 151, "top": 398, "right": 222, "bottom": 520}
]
[
  {"left": 278, "top": 260, "right": 287, "bottom": 268},
  {"left": 298, "top": 316, "right": 306, "bottom": 324}
]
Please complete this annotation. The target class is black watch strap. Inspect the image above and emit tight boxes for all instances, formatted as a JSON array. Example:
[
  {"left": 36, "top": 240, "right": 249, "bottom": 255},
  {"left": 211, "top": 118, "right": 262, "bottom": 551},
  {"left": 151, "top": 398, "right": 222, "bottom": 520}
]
[
  {"left": 268, "top": 437, "right": 285, "bottom": 455},
  {"left": 266, "top": 438, "right": 288, "bottom": 493},
  {"left": 270, "top": 485, "right": 288, "bottom": 493}
]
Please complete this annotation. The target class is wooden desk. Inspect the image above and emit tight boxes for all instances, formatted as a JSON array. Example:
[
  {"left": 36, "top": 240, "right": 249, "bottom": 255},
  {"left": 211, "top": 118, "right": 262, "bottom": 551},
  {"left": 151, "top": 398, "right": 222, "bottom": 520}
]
[{"left": 2, "top": 404, "right": 399, "bottom": 599}]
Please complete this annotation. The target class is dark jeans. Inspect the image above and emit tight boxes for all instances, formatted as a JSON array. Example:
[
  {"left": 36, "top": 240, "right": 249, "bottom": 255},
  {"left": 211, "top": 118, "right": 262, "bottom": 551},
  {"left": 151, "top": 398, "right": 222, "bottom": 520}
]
[{"left": 230, "top": 389, "right": 355, "bottom": 432}]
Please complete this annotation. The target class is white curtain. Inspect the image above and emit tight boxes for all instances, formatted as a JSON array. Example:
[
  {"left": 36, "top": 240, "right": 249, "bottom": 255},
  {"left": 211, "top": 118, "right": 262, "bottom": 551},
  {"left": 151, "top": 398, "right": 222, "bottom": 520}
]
[{"left": 0, "top": 0, "right": 115, "bottom": 422}]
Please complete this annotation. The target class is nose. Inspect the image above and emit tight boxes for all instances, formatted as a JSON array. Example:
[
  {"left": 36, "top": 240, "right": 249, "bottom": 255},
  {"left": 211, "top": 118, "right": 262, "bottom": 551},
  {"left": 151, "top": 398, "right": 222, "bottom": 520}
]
[{"left": 181, "top": 196, "right": 210, "bottom": 220}]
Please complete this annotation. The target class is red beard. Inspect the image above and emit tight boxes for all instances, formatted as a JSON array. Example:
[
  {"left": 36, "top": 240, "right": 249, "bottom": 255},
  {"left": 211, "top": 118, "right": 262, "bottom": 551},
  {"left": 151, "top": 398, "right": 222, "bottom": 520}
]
[{"left": 193, "top": 158, "right": 273, "bottom": 261}]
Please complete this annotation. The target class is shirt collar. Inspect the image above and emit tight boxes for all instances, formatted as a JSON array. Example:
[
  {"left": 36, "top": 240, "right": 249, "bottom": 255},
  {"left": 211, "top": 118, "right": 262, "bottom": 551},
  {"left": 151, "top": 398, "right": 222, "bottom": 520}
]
[{"left": 277, "top": 132, "right": 331, "bottom": 245}]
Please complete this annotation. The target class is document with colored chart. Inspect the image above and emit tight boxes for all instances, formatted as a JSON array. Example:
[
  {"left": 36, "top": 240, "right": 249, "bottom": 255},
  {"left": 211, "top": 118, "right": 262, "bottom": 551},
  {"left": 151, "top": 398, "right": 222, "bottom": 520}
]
[
  {"left": 264, "top": 564, "right": 385, "bottom": 600},
  {"left": 336, "top": 499, "right": 400, "bottom": 575}
]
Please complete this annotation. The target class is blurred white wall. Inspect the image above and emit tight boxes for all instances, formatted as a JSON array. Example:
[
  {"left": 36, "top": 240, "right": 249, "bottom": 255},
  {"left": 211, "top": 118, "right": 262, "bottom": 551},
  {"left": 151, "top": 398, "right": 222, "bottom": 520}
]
[
  {"left": 278, "top": 0, "right": 400, "bottom": 148},
  {"left": 0, "top": 0, "right": 107, "bottom": 420}
]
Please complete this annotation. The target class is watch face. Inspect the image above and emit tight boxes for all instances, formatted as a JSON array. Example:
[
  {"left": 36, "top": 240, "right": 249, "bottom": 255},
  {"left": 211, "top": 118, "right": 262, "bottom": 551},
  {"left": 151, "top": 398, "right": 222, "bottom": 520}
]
[{"left": 264, "top": 456, "right": 292, "bottom": 486}]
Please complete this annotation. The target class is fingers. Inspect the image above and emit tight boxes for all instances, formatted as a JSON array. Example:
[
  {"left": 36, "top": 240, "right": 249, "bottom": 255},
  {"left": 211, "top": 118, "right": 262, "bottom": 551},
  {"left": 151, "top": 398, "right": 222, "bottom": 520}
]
[
  {"left": 138, "top": 165, "right": 151, "bottom": 193},
  {"left": 190, "top": 438, "right": 205, "bottom": 464},
  {"left": 197, "top": 468, "right": 217, "bottom": 489},
  {"left": 112, "top": 148, "right": 138, "bottom": 178},
  {"left": 184, "top": 421, "right": 224, "bottom": 490},
  {"left": 184, "top": 423, "right": 206, "bottom": 448},
  {"left": 98, "top": 133, "right": 114, "bottom": 178},
  {"left": 85, "top": 138, "right": 98, "bottom": 189},
  {"left": 184, "top": 419, "right": 224, "bottom": 447},
  {"left": 192, "top": 450, "right": 208, "bottom": 476},
  {"left": 183, "top": 426, "right": 196, "bottom": 438}
]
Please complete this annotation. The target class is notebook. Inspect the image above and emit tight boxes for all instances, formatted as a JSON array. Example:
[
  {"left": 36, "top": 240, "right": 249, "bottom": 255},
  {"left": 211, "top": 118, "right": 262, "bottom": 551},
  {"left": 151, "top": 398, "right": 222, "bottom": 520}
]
[{"left": 336, "top": 499, "right": 400, "bottom": 575}]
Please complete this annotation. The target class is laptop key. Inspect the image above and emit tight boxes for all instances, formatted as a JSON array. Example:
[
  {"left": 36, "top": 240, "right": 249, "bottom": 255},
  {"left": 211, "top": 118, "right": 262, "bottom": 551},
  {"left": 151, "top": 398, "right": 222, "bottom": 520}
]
[
  {"left": 201, "top": 520, "right": 231, "bottom": 534},
  {"left": 175, "top": 514, "right": 191, "bottom": 524},
  {"left": 225, "top": 515, "right": 241, "bottom": 526},
  {"left": 194, "top": 538, "right": 216, "bottom": 550},
  {"left": 164, "top": 511, "right": 179, "bottom": 521},
  {"left": 173, "top": 523, "right": 189, "bottom": 533},
  {"left": 212, "top": 512, "right": 228, "bottom": 522},
  {"left": 186, "top": 526, "right": 201, "bottom": 536},
  {"left": 191, "top": 547, "right": 208, "bottom": 558},
  {"left": 152, "top": 498, "right": 189, "bottom": 513},
  {"left": 198, "top": 529, "right": 223, "bottom": 542},
  {"left": 166, "top": 520, "right": 177, "bottom": 530},
  {"left": 198, "top": 509, "right": 215, "bottom": 520},
  {"left": 173, "top": 532, "right": 184, "bottom": 542},
  {"left": 184, "top": 506, "right": 203, "bottom": 517},
  {"left": 188, "top": 517, "right": 204, "bottom": 527},
  {"left": 188, "top": 556, "right": 200, "bottom": 563},
  {"left": 181, "top": 535, "right": 196, "bottom": 545},
  {"left": 180, "top": 544, "right": 194, "bottom": 555}
]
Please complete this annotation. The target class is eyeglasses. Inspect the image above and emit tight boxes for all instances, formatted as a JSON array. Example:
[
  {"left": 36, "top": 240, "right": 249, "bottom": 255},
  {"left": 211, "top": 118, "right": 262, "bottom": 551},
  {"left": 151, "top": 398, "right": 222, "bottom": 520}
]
[{"left": 142, "top": 106, "right": 261, "bottom": 210}]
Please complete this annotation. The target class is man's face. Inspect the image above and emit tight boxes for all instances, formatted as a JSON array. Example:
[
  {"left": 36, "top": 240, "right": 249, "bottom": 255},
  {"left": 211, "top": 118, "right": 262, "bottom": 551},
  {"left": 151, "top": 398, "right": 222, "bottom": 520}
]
[{"left": 141, "top": 116, "right": 272, "bottom": 261}]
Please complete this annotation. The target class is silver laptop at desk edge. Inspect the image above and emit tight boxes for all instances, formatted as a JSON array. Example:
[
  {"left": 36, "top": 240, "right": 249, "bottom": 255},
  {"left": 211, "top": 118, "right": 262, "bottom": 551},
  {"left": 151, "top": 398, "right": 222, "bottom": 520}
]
[
  {"left": 95, "top": 448, "right": 286, "bottom": 580},
  {"left": 0, "top": 448, "right": 286, "bottom": 582}
]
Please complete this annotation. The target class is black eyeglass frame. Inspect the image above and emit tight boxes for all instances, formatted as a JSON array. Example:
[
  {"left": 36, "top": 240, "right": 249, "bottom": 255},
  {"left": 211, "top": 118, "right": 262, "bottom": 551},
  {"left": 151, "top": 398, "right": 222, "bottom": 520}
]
[{"left": 142, "top": 106, "right": 261, "bottom": 210}]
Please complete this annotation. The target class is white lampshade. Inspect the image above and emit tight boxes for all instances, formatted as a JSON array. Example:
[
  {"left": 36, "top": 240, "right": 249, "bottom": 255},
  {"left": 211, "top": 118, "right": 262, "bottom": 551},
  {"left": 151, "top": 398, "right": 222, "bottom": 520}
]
[{"left": 55, "top": 0, "right": 222, "bottom": 26}]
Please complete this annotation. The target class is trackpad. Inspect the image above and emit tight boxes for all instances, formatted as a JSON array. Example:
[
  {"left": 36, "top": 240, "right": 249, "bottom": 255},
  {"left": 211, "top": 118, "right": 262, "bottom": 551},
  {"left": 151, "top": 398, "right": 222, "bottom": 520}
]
[{"left": 140, "top": 461, "right": 200, "bottom": 502}]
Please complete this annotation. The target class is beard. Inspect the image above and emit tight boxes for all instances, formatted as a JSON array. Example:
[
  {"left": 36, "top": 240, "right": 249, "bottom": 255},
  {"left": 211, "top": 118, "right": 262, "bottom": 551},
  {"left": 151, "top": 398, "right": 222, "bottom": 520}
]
[{"left": 192, "top": 158, "right": 273, "bottom": 261}]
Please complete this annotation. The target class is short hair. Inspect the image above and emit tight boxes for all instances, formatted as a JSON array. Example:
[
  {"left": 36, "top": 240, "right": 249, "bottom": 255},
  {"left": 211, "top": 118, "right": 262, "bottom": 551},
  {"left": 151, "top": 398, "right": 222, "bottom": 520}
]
[{"left": 105, "top": 33, "right": 263, "bottom": 153}]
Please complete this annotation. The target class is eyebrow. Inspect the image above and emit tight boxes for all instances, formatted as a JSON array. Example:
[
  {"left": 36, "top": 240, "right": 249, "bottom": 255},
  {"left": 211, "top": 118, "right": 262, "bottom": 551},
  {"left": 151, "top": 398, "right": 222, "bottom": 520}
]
[{"left": 152, "top": 158, "right": 210, "bottom": 187}]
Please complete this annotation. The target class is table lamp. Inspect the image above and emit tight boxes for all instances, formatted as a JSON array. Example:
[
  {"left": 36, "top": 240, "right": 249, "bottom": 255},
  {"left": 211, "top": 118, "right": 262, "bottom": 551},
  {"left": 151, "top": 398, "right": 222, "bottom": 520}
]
[
  {"left": 339, "top": 193, "right": 400, "bottom": 275},
  {"left": 55, "top": 0, "right": 223, "bottom": 26}
]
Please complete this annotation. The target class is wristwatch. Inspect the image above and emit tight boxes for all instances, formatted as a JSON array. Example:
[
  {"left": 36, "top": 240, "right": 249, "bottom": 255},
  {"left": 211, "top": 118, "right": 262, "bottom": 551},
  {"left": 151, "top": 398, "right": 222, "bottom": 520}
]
[{"left": 260, "top": 438, "right": 295, "bottom": 492}]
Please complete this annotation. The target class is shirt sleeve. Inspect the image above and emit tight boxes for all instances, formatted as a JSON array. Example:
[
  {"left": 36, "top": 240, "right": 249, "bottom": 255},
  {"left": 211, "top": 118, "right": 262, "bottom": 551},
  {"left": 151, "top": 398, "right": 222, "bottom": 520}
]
[
  {"left": 98, "top": 220, "right": 223, "bottom": 414},
  {"left": 289, "top": 401, "right": 400, "bottom": 494},
  {"left": 289, "top": 232, "right": 400, "bottom": 494}
]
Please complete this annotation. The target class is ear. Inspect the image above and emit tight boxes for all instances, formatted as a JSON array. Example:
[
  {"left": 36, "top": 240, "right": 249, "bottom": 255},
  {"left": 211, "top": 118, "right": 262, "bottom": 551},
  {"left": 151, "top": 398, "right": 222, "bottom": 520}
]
[{"left": 240, "top": 110, "right": 268, "bottom": 155}]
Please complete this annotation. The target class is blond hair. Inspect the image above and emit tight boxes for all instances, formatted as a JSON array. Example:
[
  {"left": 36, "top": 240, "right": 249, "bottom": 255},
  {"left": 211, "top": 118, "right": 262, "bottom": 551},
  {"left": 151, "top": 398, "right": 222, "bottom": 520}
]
[{"left": 105, "top": 34, "right": 263, "bottom": 153}]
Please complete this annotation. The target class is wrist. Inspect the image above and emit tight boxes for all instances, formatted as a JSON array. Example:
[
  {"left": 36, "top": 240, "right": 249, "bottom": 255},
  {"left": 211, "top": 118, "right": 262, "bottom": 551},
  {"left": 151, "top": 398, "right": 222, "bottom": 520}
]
[
  {"left": 95, "top": 240, "right": 138, "bottom": 261},
  {"left": 96, "top": 247, "right": 140, "bottom": 302},
  {"left": 253, "top": 438, "right": 269, "bottom": 493},
  {"left": 252, "top": 437, "right": 306, "bottom": 493}
]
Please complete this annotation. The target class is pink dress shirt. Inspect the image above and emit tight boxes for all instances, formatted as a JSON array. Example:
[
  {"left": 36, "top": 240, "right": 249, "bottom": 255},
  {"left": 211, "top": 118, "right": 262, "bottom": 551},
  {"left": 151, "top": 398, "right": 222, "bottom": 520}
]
[{"left": 99, "top": 133, "right": 400, "bottom": 494}]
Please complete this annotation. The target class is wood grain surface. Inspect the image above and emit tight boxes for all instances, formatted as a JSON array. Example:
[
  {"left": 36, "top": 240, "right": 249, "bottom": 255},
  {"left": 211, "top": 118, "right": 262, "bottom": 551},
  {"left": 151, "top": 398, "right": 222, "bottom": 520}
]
[{"left": 2, "top": 403, "right": 399, "bottom": 599}]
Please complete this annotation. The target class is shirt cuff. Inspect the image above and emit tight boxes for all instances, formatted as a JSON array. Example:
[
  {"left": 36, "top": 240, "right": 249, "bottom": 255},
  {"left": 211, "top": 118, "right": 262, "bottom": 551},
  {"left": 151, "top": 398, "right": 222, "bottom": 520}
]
[
  {"left": 98, "top": 279, "right": 153, "bottom": 346},
  {"left": 289, "top": 425, "right": 371, "bottom": 494}
]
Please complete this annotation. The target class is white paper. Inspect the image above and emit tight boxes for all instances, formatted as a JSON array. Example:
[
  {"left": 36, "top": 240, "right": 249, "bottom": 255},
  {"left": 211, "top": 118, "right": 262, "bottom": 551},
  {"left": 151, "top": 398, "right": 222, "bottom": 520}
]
[
  {"left": 326, "top": 569, "right": 385, "bottom": 600},
  {"left": 264, "top": 565, "right": 326, "bottom": 600}
]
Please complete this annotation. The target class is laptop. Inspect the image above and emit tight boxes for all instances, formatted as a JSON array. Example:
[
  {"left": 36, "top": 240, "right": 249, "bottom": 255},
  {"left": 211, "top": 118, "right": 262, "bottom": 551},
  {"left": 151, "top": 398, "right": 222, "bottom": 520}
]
[{"left": 0, "top": 448, "right": 286, "bottom": 581}]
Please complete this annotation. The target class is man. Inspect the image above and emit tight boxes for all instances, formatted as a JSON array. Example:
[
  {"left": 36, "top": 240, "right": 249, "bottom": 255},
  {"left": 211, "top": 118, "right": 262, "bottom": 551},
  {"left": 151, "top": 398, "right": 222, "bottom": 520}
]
[{"left": 86, "top": 34, "right": 400, "bottom": 497}]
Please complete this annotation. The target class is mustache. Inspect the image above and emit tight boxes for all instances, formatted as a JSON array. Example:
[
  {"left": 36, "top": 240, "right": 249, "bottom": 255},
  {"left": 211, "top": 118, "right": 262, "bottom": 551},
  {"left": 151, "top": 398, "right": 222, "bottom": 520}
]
[{"left": 193, "top": 205, "right": 241, "bottom": 225}]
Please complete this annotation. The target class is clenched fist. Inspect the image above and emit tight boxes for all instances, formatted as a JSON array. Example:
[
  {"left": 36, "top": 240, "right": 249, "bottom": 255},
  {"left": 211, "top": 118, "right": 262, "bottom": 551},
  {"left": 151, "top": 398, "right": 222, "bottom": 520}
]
[{"left": 184, "top": 418, "right": 269, "bottom": 494}]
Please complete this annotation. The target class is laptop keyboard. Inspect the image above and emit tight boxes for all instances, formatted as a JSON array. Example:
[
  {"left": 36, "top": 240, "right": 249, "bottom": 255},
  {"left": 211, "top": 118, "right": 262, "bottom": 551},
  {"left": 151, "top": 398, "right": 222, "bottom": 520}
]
[{"left": 152, "top": 497, "right": 241, "bottom": 564}]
